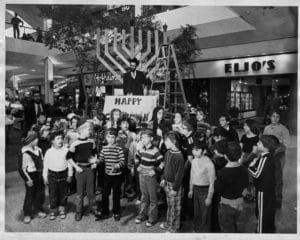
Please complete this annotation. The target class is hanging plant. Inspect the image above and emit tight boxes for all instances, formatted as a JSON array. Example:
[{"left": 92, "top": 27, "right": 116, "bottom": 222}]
[{"left": 172, "top": 24, "right": 200, "bottom": 64}]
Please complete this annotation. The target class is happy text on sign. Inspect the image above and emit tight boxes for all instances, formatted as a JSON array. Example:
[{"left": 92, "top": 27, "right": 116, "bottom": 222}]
[{"left": 114, "top": 97, "right": 142, "bottom": 105}]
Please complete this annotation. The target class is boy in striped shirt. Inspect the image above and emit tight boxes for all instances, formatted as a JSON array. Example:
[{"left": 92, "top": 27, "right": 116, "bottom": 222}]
[
  {"left": 98, "top": 128, "right": 125, "bottom": 221},
  {"left": 135, "top": 129, "right": 164, "bottom": 227}
]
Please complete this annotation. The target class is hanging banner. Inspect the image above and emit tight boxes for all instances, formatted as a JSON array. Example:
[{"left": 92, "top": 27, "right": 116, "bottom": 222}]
[{"left": 103, "top": 95, "right": 158, "bottom": 120}]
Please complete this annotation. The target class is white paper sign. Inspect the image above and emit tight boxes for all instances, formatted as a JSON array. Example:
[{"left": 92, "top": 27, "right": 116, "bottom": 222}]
[{"left": 103, "top": 95, "right": 158, "bottom": 116}]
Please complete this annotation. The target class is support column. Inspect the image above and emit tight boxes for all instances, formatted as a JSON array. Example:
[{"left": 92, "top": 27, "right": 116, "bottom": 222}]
[
  {"left": 287, "top": 74, "right": 297, "bottom": 134},
  {"left": 135, "top": 2, "right": 142, "bottom": 17},
  {"left": 209, "top": 78, "right": 231, "bottom": 125},
  {"left": 43, "top": 18, "right": 52, "bottom": 31},
  {"left": 44, "top": 57, "right": 54, "bottom": 105}
]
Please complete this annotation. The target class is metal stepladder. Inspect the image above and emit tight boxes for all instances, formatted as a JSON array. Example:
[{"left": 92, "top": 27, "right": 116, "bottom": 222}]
[{"left": 150, "top": 43, "right": 189, "bottom": 118}]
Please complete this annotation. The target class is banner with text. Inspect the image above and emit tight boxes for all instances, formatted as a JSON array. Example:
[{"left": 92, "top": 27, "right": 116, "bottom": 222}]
[{"left": 103, "top": 95, "right": 158, "bottom": 121}]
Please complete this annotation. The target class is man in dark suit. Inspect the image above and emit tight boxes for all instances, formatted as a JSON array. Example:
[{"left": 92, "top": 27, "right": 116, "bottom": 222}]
[
  {"left": 123, "top": 58, "right": 151, "bottom": 95},
  {"left": 24, "top": 93, "right": 44, "bottom": 134}
]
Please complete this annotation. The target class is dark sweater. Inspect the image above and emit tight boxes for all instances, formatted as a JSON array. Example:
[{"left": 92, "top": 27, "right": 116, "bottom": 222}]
[
  {"left": 224, "top": 126, "right": 239, "bottom": 143},
  {"left": 210, "top": 139, "right": 228, "bottom": 172},
  {"left": 66, "top": 138, "right": 97, "bottom": 164},
  {"left": 163, "top": 150, "right": 185, "bottom": 191},
  {"left": 215, "top": 165, "right": 248, "bottom": 199},
  {"left": 38, "top": 138, "right": 51, "bottom": 156},
  {"left": 240, "top": 134, "right": 259, "bottom": 153}
]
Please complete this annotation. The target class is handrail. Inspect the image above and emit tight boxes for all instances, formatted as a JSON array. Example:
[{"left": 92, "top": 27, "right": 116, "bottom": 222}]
[{"left": 5, "top": 21, "right": 48, "bottom": 33}]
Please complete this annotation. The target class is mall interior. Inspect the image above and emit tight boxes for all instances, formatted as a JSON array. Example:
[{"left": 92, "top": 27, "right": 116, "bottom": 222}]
[
  {"left": 5, "top": 5, "right": 298, "bottom": 133},
  {"left": 4, "top": 4, "right": 298, "bottom": 233},
  {"left": 5, "top": 4, "right": 298, "bottom": 132}
]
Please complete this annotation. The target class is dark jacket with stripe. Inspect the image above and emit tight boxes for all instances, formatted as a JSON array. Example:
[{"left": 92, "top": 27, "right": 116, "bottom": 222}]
[{"left": 248, "top": 152, "right": 275, "bottom": 194}]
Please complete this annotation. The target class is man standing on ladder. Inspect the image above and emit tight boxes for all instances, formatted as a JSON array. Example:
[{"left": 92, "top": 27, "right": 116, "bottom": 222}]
[{"left": 123, "top": 58, "right": 151, "bottom": 95}]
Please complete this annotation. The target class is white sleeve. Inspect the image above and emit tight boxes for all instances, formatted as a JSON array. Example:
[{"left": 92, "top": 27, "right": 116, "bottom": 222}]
[
  {"left": 22, "top": 153, "right": 32, "bottom": 181},
  {"left": 43, "top": 150, "right": 49, "bottom": 179},
  {"left": 189, "top": 161, "right": 194, "bottom": 192},
  {"left": 282, "top": 126, "right": 291, "bottom": 148},
  {"left": 207, "top": 161, "right": 216, "bottom": 198}
]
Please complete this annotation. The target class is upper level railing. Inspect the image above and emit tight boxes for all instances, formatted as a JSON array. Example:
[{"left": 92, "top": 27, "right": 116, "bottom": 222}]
[{"left": 5, "top": 21, "right": 47, "bottom": 43}]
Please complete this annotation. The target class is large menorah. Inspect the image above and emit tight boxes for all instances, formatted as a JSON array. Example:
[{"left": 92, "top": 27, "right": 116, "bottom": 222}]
[{"left": 96, "top": 26, "right": 165, "bottom": 82}]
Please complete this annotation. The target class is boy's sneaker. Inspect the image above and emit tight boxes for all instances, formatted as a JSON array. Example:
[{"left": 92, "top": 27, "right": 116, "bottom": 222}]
[
  {"left": 23, "top": 216, "right": 31, "bottom": 224},
  {"left": 49, "top": 213, "right": 56, "bottom": 220},
  {"left": 37, "top": 211, "right": 47, "bottom": 218},
  {"left": 95, "top": 213, "right": 109, "bottom": 221},
  {"left": 113, "top": 214, "right": 121, "bottom": 221},
  {"left": 59, "top": 211, "right": 66, "bottom": 219},
  {"left": 94, "top": 210, "right": 102, "bottom": 218},
  {"left": 95, "top": 187, "right": 102, "bottom": 195},
  {"left": 75, "top": 212, "right": 82, "bottom": 221},
  {"left": 159, "top": 223, "right": 169, "bottom": 230},
  {"left": 166, "top": 228, "right": 178, "bottom": 233},
  {"left": 135, "top": 217, "right": 146, "bottom": 224},
  {"left": 146, "top": 221, "right": 156, "bottom": 227}
]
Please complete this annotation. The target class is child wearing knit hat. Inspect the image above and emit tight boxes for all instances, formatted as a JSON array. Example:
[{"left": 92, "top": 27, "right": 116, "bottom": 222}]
[{"left": 19, "top": 131, "right": 47, "bottom": 224}]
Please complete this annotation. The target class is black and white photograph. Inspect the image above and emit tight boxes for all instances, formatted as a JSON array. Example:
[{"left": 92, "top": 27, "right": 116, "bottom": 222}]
[{"left": 2, "top": 0, "right": 299, "bottom": 238}]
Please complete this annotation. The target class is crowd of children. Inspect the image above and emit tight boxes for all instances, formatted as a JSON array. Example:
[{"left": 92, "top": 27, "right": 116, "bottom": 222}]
[{"left": 18, "top": 107, "right": 290, "bottom": 233}]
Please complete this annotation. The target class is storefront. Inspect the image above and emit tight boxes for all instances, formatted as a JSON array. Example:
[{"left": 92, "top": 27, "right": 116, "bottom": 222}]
[{"left": 182, "top": 53, "right": 297, "bottom": 132}]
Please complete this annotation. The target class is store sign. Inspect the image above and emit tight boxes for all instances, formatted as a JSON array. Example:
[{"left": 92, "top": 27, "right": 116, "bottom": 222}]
[
  {"left": 225, "top": 60, "right": 275, "bottom": 73},
  {"left": 183, "top": 53, "right": 297, "bottom": 79},
  {"left": 84, "top": 73, "right": 119, "bottom": 86},
  {"left": 103, "top": 95, "right": 158, "bottom": 117}
]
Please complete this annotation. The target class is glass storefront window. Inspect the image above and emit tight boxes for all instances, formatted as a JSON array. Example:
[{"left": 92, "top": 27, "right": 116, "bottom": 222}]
[{"left": 230, "top": 91, "right": 253, "bottom": 112}]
